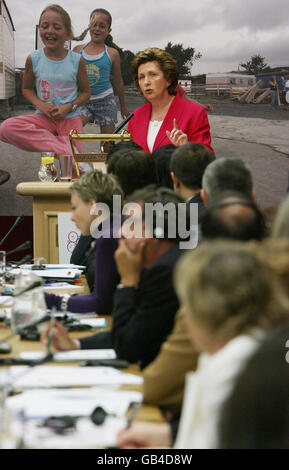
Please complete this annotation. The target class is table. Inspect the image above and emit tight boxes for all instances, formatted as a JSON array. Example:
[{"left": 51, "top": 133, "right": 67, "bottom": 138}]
[
  {"left": 16, "top": 182, "right": 72, "bottom": 264},
  {"left": 0, "top": 317, "right": 164, "bottom": 425}
]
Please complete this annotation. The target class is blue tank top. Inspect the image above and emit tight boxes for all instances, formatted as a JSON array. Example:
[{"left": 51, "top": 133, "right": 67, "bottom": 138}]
[
  {"left": 31, "top": 48, "right": 81, "bottom": 118},
  {"left": 80, "top": 45, "right": 112, "bottom": 97}
]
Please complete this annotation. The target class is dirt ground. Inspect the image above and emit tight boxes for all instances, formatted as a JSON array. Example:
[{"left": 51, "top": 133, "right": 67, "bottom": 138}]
[{"left": 125, "top": 93, "right": 289, "bottom": 121}]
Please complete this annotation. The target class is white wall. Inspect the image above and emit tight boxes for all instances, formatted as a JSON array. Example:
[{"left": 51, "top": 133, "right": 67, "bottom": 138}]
[{"left": 0, "top": 0, "right": 15, "bottom": 99}]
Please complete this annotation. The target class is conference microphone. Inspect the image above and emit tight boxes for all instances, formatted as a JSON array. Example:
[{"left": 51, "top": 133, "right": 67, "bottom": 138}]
[
  {"left": 113, "top": 112, "right": 134, "bottom": 134},
  {"left": 6, "top": 241, "right": 32, "bottom": 256},
  {"left": 0, "top": 215, "right": 24, "bottom": 248},
  {"left": 13, "top": 254, "right": 33, "bottom": 266},
  {"left": 0, "top": 313, "right": 51, "bottom": 355}
]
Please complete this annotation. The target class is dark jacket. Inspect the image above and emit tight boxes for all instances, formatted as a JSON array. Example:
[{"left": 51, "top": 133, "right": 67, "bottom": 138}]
[{"left": 80, "top": 244, "right": 183, "bottom": 369}]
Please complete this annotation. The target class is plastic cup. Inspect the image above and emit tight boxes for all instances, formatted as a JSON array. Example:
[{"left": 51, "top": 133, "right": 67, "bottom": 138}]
[{"left": 59, "top": 155, "right": 73, "bottom": 182}]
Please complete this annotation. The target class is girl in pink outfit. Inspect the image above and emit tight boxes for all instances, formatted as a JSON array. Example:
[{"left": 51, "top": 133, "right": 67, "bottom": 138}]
[{"left": 0, "top": 5, "right": 90, "bottom": 168}]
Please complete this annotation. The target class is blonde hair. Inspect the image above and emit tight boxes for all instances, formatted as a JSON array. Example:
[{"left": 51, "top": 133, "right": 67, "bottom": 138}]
[
  {"left": 174, "top": 240, "right": 287, "bottom": 340},
  {"left": 131, "top": 48, "right": 179, "bottom": 95},
  {"left": 39, "top": 4, "right": 73, "bottom": 38},
  {"left": 251, "top": 238, "right": 289, "bottom": 298},
  {"left": 71, "top": 170, "right": 123, "bottom": 211}
]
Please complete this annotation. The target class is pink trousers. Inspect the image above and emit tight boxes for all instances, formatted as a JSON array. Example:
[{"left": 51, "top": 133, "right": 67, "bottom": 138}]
[{"left": 0, "top": 113, "right": 83, "bottom": 156}]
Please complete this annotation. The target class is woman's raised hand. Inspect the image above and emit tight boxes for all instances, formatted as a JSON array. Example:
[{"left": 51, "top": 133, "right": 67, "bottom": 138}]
[{"left": 166, "top": 119, "right": 188, "bottom": 147}]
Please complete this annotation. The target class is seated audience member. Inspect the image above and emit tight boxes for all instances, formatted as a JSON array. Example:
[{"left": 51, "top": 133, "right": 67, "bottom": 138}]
[
  {"left": 107, "top": 148, "right": 158, "bottom": 198},
  {"left": 142, "top": 308, "right": 199, "bottom": 416},
  {"left": 105, "top": 141, "right": 142, "bottom": 164},
  {"left": 128, "top": 48, "right": 214, "bottom": 153},
  {"left": 201, "top": 158, "right": 255, "bottom": 204},
  {"left": 43, "top": 186, "right": 187, "bottom": 368},
  {"left": 218, "top": 322, "right": 289, "bottom": 449},
  {"left": 142, "top": 196, "right": 264, "bottom": 414},
  {"left": 271, "top": 194, "right": 289, "bottom": 238},
  {"left": 170, "top": 142, "right": 215, "bottom": 221},
  {"left": 117, "top": 241, "right": 288, "bottom": 449},
  {"left": 70, "top": 145, "right": 158, "bottom": 292},
  {"left": 201, "top": 197, "right": 266, "bottom": 241},
  {"left": 151, "top": 144, "right": 176, "bottom": 189},
  {"left": 45, "top": 170, "right": 123, "bottom": 315}
]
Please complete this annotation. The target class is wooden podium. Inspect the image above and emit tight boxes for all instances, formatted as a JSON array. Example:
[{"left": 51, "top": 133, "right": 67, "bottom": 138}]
[{"left": 16, "top": 182, "right": 72, "bottom": 263}]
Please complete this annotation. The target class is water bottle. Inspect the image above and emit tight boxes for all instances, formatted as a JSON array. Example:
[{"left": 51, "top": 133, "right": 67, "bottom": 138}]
[{"left": 38, "top": 152, "right": 57, "bottom": 182}]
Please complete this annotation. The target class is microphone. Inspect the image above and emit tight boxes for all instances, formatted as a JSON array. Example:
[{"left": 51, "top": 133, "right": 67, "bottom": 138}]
[
  {"left": 13, "top": 254, "right": 33, "bottom": 266},
  {"left": 113, "top": 113, "right": 134, "bottom": 134},
  {"left": 0, "top": 215, "right": 24, "bottom": 248},
  {"left": 6, "top": 241, "right": 32, "bottom": 256},
  {"left": 0, "top": 313, "right": 51, "bottom": 354}
]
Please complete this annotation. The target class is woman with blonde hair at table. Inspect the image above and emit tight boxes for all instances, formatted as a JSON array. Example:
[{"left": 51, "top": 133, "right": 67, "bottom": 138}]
[{"left": 45, "top": 170, "right": 123, "bottom": 317}]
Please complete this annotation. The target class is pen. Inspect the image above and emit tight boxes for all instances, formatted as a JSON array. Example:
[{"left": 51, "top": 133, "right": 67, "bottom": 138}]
[{"left": 126, "top": 401, "right": 141, "bottom": 429}]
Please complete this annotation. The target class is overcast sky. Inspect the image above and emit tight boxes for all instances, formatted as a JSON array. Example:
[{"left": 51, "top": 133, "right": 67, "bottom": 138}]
[{"left": 7, "top": 0, "right": 288, "bottom": 74}]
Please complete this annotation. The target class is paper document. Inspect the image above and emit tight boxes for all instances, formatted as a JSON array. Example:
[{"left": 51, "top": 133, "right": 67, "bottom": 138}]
[
  {"left": 0, "top": 295, "right": 13, "bottom": 306},
  {"left": 10, "top": 365, "right": 143, "bottom": 388},
  {"left": 7, "top": 388, "right": 142, "bottom": 418},
  {"left": 21, "top": 264, "right": 86, "bottom": 270},
  {"left": 78, "top": 318, "right": 107, "bottom": 328},
  {"left": 28, "top": 269, "right": 82, "bottom": 279},
  {"left": 44, "top": 282, "right": 83, "bottom": 290},
  {"left": 20, "top": 349, "right": 116, "bottom": 362},
  {"left": 51, "top": 312, "right": 98, "bottom": 319},
  {"left": 24, "top": 416, "right": 127, "bottom": 449}
]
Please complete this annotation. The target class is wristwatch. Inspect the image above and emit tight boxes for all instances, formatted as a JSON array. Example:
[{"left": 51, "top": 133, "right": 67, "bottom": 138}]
[
  {"left": 71, "top": 101, "right": 78, "bottom": 112},
  {"left": 60, "top": 294, "right": 70, "bottom": 312},
  {"left": 116, "top": 283, "right": 137, "bottom": 289}
]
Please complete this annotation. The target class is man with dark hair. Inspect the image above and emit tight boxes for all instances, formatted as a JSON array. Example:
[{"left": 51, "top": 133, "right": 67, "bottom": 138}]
[
  {"left": 106, "top": 141, "right": 142, "bottom": 164},
  {"left": 170, "top": 142, "right": 215, "bottom": 221},
  {"left": 106, "top": 148, "right": 158, "bottom": 198},
  {"left": 151, "top": 144, "right": 177, "bottom": 189}
]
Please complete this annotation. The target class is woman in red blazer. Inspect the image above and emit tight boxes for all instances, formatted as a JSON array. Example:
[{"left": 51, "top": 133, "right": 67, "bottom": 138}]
[{"left": 128, "top": 48, "right": 214, "bottom": 155}]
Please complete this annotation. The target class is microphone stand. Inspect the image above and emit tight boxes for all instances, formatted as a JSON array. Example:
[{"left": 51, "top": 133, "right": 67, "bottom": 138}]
[{"left": 6, "top": 241, "right": 32, "bottom": 257}]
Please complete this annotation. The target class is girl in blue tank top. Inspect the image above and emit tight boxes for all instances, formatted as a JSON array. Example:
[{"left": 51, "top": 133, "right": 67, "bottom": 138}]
[
  {"left": 73, "top": 8, "right": 130, "bottom": 134},
  {"left": 0, "top": 5, "right": 91, "bottom": 172}
]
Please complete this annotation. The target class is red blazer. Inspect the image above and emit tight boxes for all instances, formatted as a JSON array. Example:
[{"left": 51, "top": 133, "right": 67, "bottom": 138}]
[{"left": 128, "top": 93, "right": 214, "bottom": 154}]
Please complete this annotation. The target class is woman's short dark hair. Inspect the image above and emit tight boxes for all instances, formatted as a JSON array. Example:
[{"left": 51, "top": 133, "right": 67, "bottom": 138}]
[
  {"left": 107, "top": 149, "right": 158, "bottom": 197},
  {"left": 131, "top": 48, "right": 179, "bottom": 95}
]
